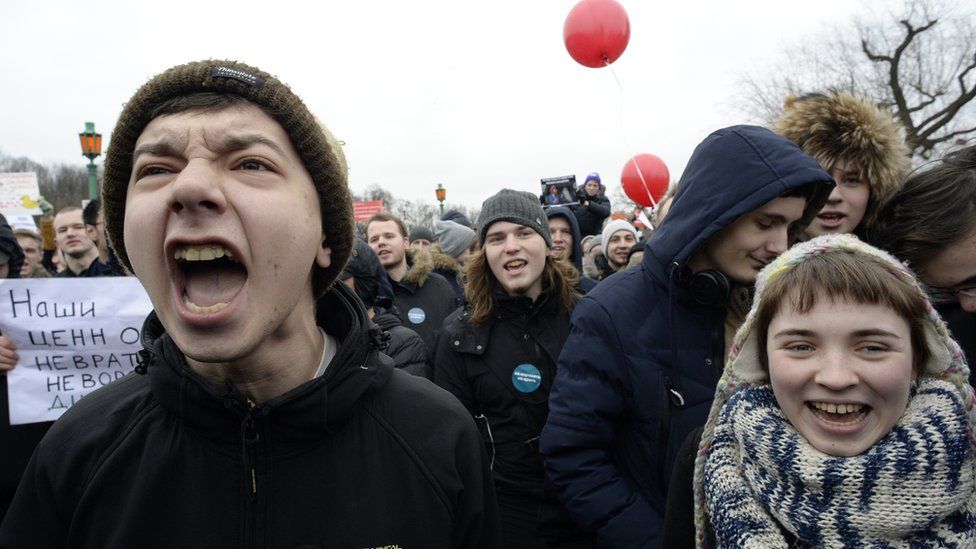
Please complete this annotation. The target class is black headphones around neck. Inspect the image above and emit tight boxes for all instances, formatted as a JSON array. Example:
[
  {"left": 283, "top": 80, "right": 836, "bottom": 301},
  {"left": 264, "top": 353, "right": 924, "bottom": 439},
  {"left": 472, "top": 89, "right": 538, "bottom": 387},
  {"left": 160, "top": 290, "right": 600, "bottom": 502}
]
[{"left": 689, "top": 269, "right": 732, "bottom": 309}]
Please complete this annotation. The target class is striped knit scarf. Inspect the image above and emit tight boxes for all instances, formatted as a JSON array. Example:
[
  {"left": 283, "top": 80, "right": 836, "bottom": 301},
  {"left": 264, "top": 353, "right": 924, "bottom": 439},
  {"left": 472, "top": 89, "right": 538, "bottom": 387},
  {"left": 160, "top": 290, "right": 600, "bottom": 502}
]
[{"left": 704, "top": 379, "right": 976, "bottom": 547}]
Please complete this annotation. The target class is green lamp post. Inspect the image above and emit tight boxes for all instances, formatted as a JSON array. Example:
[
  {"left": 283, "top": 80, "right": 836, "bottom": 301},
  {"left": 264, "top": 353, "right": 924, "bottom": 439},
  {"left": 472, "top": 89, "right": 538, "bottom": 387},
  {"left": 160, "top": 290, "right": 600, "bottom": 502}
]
[
  {"left": 435, "top": 184, "right": 446, "bottom": 216},
  {"left": 78, "top": 122, "right": 102, "bottom": 200}
]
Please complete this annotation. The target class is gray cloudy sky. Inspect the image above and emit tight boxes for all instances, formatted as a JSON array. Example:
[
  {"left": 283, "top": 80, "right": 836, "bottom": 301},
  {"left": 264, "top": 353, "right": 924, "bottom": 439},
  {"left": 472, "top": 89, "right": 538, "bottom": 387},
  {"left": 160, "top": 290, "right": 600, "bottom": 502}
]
[{"left": 1, "top": 0, "right": 866, "bottom": 209}]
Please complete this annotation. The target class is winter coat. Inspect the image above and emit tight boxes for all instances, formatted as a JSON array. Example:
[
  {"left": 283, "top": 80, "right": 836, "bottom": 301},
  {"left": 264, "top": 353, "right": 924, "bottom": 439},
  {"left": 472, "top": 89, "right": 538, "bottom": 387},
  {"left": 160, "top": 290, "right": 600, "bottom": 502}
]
[
  {"left": 428, "top": 243, "right": 465, "bottom": 305},
  {"left": 539, "top": 125, "right": 833, "bottom": 548},
  {"left": 572, "top": 191, "right": 611, "bottom": 238},
  {"left": 373, "top": 307, "right": 430, "bottom": 379},
  {"left": 434, "top": 291, "right": 593, "bottom": 547},
  {"left": 546, "top": 207, "right": 598, "bottom": 294},
  {"left": 389, "top": 249, "right": 458, "bottom": 363},
  {"left": 0, "top": 283, "right": 501, "bottom": 548}
]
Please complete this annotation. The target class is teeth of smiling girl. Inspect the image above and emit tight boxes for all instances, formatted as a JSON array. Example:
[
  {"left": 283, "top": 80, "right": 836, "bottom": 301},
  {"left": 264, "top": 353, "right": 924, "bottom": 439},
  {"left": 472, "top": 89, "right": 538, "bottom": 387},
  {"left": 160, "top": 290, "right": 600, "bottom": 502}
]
[{"left": 812, "top": 402, "right": 864, "bottom": 415}]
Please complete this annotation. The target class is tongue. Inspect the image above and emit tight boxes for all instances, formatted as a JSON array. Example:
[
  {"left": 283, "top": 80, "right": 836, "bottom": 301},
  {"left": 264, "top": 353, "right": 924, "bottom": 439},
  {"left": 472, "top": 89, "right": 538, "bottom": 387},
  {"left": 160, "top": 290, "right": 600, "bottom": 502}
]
[{"left": 183, "top": 262, "right": 247, "bottom": 307}]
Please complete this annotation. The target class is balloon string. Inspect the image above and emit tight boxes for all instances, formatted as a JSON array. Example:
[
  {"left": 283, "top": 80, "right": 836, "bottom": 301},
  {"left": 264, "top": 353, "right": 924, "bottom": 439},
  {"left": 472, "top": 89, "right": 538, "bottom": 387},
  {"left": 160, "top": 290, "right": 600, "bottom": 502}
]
[{"left": 604, "top": 59, "right": 657, "bottom": 209}]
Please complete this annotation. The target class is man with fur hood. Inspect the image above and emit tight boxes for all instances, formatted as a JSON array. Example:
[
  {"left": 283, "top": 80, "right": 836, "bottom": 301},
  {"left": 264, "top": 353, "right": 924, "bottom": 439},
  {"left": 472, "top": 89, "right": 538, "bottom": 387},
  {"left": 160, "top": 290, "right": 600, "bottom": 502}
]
[
  {"left": 546, "top": 206, "right": 597, "bottom": 293},
  {"left": 774, "top": 90, "right": 911, "bottom": 239},
  {"left": 540, "top": 125, "right": 833, "bottom": 547},
  {"left": 430, "top": 219, "right": 476, "bottom": 304},
  {"left": 367, "top": 212, "right": 457, "bottom": 361},
  {"left": 0, "top": 60, "right": 499, "bottom": 547}
]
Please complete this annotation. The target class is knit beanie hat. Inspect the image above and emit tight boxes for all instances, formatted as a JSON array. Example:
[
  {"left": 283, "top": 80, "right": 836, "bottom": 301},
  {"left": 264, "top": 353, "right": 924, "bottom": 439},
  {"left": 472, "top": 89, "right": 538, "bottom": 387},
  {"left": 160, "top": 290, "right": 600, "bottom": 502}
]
[
  {"left": 584, "top": 173, "right": 601, "bottom": 184},
  {"left": 434, "top": 220, "right": 475, "bottom": 258},
  {"left": 441, "top": 209, "right": 472, "bottom": 229},
  {"left": 102, "top": 60, "right": 352, "bottom": 295},
  {"left": 601, "top": 219, "right": 639, "bottom": 258},
  {"left": 339, "top": 239, "right": 380, "bottom": 308},
  {"left": 478, "top": 189, "right": 551, "bottom": 248},
  {"left": 408, "top": 226, "right": 435, "bottom": 243},
  {"left": 773, "top": 91, "right": 911, "bottom": 226}
]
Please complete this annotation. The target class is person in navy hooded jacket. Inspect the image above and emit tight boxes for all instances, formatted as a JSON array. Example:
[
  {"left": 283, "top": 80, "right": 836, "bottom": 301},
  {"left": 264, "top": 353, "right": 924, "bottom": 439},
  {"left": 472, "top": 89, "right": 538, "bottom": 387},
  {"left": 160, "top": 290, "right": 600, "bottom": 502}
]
[
  {"left": 539, "top": 125, "right": 834, "bottom": 547},
  {"left": 546, "top": 206, "right": 598, "bottom": 293}
]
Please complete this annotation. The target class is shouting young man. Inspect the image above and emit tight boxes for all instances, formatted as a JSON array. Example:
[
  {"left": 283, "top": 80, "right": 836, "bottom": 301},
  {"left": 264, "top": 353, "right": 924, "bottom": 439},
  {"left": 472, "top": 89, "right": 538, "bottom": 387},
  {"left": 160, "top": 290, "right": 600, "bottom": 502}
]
[
  {"left": 540, "top": 125, "right": 833, "bottom": 546},
  {"left": 0, "top": 60, "right": 498, "bottom": 548}
]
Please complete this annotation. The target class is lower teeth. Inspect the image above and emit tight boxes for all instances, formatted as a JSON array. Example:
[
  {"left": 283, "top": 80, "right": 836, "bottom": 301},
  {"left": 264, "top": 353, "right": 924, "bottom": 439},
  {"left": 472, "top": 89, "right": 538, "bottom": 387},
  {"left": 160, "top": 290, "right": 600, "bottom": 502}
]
[{"left": 183, "top": 293, "right": 228, "bottom": 314}]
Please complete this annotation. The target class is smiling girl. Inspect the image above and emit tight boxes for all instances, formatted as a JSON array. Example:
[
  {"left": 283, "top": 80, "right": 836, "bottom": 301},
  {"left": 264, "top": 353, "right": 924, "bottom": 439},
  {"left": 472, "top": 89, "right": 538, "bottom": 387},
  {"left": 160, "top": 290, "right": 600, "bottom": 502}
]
[{"left": 663, "top": 233, "right": 976, "bottom": 547}]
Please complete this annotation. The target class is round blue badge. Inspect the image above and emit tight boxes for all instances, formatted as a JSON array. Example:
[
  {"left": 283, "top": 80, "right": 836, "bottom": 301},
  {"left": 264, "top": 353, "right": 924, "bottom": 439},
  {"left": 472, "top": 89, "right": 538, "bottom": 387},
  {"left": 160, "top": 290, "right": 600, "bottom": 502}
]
[
  {"left": 512, "top": 364, "right": 542, "bottom": 393},
  {"left": 407, "top": 307, "right": 426, "bottom": 324}
]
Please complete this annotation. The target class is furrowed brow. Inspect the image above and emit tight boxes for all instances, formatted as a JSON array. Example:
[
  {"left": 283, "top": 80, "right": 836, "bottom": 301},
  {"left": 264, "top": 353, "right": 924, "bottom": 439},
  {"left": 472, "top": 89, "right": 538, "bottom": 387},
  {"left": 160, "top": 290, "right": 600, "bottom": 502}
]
[
  {"left": 132, "top": 141, "right": 183, "bottom": 163},
  {"left": 217, "top": 134, "right": 287, "bottom": 157}
]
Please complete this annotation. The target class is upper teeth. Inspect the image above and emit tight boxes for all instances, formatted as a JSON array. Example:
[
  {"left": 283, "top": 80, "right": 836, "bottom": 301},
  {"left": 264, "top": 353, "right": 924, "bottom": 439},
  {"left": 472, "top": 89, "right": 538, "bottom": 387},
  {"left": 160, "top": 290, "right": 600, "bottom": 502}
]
[
  {"left": 506, "top": 260, "right": 526, "bottom": 268},
  {"left": 812, "top": 402, "right": 864, "bottom": 414},
  {"left": 174, "top": 245, "right": 234, "bottom": 262}
]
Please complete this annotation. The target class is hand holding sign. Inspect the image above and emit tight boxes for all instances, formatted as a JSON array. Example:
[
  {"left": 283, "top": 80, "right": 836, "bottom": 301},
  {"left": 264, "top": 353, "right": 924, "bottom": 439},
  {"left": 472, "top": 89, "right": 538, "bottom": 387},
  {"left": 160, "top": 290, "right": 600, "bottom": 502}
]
[{"left": 0, "top": 335, "right": 18, "bottom": 371}]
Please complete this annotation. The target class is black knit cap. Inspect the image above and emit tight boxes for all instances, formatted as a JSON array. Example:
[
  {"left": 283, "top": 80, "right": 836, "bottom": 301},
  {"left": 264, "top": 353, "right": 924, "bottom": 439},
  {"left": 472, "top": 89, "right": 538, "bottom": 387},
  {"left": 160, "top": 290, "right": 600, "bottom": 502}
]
[
  {"left": 102, "top": 60, "right": 353, "bottom": 296},
  {"left": 478, "top": 189, "right": 552, "bottom": 248}
]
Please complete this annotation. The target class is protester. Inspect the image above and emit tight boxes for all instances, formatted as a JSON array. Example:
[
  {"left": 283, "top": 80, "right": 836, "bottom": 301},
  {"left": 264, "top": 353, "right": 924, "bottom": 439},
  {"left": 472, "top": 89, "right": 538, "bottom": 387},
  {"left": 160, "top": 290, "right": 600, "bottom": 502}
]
[
  {"left": 52, "top": 206, "right": 100, "bottom": 277},
  {"left": 339, "top": 239, "right": 428, "bottom": 378},
  {"left": 573, "top": 173, "right": 611, "bottom": 237},
  {"left": 367, "top": 212, "right": 457, "bottom": 359},
  {"left": 540, "top": 125, "right": 833, "bottom": 547},
  {"left": 547, "top": 206, "right": 597, "bottom": 293},
  {"left": 663, "top": 234, "right": 976, "bottom": 547},
  {"left": 600, "top": 218, "right": 639, "bottom": 277},
  {"left": 434, "top": 189, "right": 593, "bottom": 548},
  {"left": 774, "top": 91, "right": 911, "bottom": 239},
  {"left": 442, "top": 208, "right": 473, "bottom": 228},
  {"left": 581, "top": 234, "right": 602, "bottom": 280},
  {"left": 14, "top": 229, "right": 49, "bottom": 278},
  {"left": 867, "top": 144, "right": 976, "bottom": 384},
  {"left": 81, "top": 198, "right": 126, "bottom": 276},
  {"left": 408, "top": 225, "right": 435, "bottom": 249},
  {"left": 430, "top": 219, "right": 476, "bottom": 303},
  {"left": 0, "top": 59, "right": 499, "bottom": 547}
]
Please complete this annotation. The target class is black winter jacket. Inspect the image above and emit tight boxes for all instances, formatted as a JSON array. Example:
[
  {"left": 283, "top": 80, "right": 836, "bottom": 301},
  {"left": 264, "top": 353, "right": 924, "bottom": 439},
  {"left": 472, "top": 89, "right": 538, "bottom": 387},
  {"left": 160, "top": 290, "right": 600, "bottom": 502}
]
[
  {"left": 389, "top": 249, "right": 457, "bottom": 363},
  {"left": 0, "top": 283, "right": 501, "bottom": 548},
  {"left": 373, "top": 307, "right": 430, "bottom": 378},
  {"left": 572, "top": 193, "right": 611, "bottom": 238}
]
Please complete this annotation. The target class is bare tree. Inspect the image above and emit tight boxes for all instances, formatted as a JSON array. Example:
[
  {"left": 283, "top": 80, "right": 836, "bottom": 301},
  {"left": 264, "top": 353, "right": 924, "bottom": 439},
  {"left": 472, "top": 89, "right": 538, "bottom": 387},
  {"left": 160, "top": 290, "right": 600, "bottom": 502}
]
[
  {"left": 737, "top": 0, "right": 975, "bottom": 159},
  {"left": 0, "top": 151, "right": 91, "bottom": 211}
]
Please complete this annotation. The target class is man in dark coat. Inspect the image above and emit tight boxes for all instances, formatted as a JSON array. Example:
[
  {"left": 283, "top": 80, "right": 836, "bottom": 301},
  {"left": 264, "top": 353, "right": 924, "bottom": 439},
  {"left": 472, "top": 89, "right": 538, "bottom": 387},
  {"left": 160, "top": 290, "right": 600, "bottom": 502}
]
[
  {"left": 0, "top": 59, "right": 499, "bottom": 548},
  {"left": 540, "top": 125, "right": 833, "bottom": 547},
  {"left": 435, "top": 189, "right": 594, "bottom": 549},
  {"left": 572, "top": 173, "right": 611, "bottom": 238},
  {"left": 339, "top": 238, "right": 429, "bottom": 378},
  {"left": 367, "top": 212, "right": 457, "bottom": 362},
  {"left": 546, "top": 206, "right": 597, "bottom": 293}
]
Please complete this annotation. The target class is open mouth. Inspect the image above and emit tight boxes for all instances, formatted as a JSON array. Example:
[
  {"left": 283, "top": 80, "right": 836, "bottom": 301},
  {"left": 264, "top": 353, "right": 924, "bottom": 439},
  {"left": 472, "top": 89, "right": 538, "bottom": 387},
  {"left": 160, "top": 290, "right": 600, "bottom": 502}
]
[
  {"left": 173, "top": 243, "right": 247, "bottom": 315},
  {"left": 817, "top": 212, "right": 846, "bottom": 228},
  {"left": 807, "top": 401, "right": 869, "bottom": 425},
  {"left": 504, "top": 259, "right": 527, "bottom": 275}
]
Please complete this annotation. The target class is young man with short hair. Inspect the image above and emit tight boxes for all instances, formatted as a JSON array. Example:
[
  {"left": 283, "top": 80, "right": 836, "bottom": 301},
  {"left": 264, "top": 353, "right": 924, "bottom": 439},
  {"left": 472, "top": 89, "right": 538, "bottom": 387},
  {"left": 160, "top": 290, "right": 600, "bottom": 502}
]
[
  {"left": 540, "top": 125, "right": 833, "bottom": 547},
  {"left": 0, "top": 60, "right": 499, "bottom": 548},
  {"left": 435, "top": 189, "right": 593, "bottom": 549},
  {"left": 13, "top": 229, "right": 48, "bottom": 278},
  {"left": 600, "top": 219, "right": 639, "bottom": 276},
  {"left": 367, "top": 212, "right": 457, "bottom": 358},
  {"left": 52, "top": 206, "right": 99, "bottom": 277}
]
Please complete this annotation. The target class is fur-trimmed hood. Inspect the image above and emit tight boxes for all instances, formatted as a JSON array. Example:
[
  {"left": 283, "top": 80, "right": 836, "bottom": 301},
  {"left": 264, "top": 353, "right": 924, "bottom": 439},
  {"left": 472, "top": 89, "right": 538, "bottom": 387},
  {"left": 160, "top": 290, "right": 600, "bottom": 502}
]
[
  {"left": 402, "top": 247, "right": 436, "bottom": 287},
  {"left": 773, "top": 91, "right": 912, "bottom": 226},
  {"left": 428, "top": 243, "right": 462, "bottom": 275}
]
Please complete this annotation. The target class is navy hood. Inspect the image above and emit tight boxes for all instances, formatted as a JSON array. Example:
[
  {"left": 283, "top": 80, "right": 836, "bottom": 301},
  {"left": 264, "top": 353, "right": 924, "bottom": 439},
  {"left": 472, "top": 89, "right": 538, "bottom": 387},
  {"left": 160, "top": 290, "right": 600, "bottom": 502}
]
[
  {"left": 546, "top": 206, "right": 584, "bottom": 272},
  {"left": 644, "top": 125, "right": 833, "bottom": 283}
]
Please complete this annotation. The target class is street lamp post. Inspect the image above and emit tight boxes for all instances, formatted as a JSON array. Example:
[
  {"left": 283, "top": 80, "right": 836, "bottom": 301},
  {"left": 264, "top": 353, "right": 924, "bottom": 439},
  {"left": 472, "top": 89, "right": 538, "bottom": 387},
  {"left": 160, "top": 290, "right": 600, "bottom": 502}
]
[
  {"left": 435, "top": 184, "right": 446, "bottom": 216},
  {"left": 78, "top": 122, "right": 103, "bottom": 200}
]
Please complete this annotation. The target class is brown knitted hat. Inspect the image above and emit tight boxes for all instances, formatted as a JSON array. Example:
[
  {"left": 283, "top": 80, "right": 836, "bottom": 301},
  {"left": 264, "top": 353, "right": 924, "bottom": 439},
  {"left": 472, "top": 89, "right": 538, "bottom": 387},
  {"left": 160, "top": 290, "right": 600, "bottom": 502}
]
[
  {"left": 773, "top": 91, "right": 912, "bottom": 227},
  {"left": 102, "top": 60, "right": 352, "bottom": 295}
]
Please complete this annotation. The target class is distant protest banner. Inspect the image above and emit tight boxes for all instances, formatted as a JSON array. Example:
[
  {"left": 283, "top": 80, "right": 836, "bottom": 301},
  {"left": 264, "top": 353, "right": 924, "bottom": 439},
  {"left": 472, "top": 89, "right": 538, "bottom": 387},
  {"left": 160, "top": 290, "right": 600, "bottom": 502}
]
[
  {"left": 353, "top": 200, "right": 384, "bottom": 222},
  {"left": 0, "top": 279, "right": 153, "bottom": 425},
  {"left": 0, "top": 172, "right": 43, "bottom": 217}
]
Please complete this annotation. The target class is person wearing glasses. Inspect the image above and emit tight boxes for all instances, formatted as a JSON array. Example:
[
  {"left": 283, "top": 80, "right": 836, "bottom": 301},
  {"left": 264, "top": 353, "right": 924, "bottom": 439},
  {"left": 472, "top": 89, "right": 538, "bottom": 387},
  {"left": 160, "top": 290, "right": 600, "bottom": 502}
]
[{"left": 868, "top": 144, "right": 976, "bottom": 385}]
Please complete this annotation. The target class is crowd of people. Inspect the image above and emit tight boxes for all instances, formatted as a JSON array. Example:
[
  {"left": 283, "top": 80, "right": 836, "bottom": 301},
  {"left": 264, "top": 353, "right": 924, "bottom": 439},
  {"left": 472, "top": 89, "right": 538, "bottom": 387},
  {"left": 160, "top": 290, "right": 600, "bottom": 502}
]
[{"left": 0, "top": 59, "right": 975, "bottom": 548}]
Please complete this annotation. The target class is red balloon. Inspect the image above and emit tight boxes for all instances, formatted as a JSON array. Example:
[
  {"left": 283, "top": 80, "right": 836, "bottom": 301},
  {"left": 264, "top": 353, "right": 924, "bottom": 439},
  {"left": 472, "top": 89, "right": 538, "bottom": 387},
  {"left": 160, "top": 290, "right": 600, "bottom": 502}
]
[
  {"left": 563, "top": 0, "right": 631, "bottom": 68},
  {"left": 620, "top": 154, "right": 669, "bottom": 207}
]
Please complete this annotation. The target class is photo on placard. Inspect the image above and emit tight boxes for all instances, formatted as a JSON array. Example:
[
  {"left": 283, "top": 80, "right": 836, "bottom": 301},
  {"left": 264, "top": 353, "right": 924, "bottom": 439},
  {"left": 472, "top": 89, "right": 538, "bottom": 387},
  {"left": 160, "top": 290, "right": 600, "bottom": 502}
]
[{"left": 540, "top": 175, "right": 578, "bottom": 208}]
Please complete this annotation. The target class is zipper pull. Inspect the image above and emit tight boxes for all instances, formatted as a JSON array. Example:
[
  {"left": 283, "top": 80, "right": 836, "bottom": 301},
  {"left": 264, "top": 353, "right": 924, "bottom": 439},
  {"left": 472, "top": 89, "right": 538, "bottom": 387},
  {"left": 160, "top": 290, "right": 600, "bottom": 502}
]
[{"left": 664, "top": 376, "right": 686, "bottom": 407}]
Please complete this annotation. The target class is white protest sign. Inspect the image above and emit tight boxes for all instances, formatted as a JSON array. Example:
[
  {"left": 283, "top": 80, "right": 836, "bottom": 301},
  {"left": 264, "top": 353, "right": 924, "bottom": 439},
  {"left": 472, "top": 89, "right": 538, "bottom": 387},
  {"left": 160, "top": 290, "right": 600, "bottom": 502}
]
[
  {"left": 0, "top": 172, "right": 43, "bottom": 217},
  {"left": 0, "top": 278, "right": 153, "bottom": 425}
]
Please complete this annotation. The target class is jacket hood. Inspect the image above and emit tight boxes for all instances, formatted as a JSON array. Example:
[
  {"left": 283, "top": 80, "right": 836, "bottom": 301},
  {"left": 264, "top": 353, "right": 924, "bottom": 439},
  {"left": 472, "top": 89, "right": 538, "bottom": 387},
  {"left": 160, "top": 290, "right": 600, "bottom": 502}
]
[
  {"left": 428, "top": 243, "right": 462, "bottom": 274},
  {"left": 141, "top": 282, "right": 393, "bottom": 449},
  {"left": 773, "top": 91, "right": 912, "bottom": 226},
  {"left": 692, "top": 233, "right": 976, "bottom": 542},
  {"left": 546, "top": 206, "right": 584, "bottom": 273},
  {"left": 644, "top": 125, "right": 834, "bottom": 282},
  {"left": 402, "top": 247, "right": 436, "bottom": 287},
  {"left": 372, "top": 308, "right": 404, "bottom": 331}
]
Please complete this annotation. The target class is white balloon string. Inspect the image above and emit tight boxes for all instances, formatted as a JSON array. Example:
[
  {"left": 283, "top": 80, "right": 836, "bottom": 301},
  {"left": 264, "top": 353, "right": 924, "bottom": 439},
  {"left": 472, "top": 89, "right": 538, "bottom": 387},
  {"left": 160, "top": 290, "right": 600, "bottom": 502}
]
[{"left": 605, "top": 59, "right": 657, "bottom": 209}]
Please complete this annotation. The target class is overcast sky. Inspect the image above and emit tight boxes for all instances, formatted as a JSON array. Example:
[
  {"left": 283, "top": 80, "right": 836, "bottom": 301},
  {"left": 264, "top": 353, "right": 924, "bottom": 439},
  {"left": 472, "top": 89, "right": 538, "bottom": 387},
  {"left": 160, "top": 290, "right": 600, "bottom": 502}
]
[{"left": 1, "top": 0, "right": 872, "bottom": 209}]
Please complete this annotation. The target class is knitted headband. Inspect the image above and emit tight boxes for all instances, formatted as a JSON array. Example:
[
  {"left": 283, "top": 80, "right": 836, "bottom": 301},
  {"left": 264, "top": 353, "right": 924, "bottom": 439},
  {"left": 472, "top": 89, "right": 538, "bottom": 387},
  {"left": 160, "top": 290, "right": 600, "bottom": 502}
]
[
  {"left": 102, "top": 60, "right": 353, "bottom": 295},
  {"left": 692, "top": 233, "right": 976, "bottom": 543},
  {"left": 773, "top": 91, "right": 912, "bottom": 226}
]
